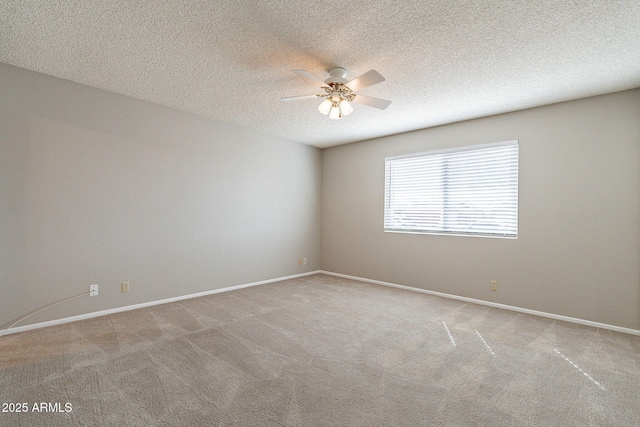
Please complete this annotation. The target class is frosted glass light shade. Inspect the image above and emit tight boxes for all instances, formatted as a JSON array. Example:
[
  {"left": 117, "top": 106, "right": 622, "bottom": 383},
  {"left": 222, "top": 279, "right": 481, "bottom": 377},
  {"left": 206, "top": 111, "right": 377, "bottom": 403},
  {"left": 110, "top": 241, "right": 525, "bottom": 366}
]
[
  {"left": 329, "top": 106, "right": 341, "bottom": 120},
  {"left": 340, "top": 100, "right": 353, "bottom": 116},
  {"left": 318, "top": 98, "right": 332, "bottom": 115}
]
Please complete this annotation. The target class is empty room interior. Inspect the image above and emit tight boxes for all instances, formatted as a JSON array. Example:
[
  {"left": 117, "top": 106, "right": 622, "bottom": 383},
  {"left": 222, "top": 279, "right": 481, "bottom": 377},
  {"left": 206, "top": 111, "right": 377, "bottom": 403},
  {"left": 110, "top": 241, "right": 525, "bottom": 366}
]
[{"left": 1, "top": 1, "right": 639, "bottom": 426}]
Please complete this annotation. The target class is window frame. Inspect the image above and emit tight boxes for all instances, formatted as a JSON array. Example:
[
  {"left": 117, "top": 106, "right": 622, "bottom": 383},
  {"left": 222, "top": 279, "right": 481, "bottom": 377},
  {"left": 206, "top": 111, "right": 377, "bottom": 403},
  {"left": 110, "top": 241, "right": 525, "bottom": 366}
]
[{"left": 384, "top": 140, "right": 519, "bottom": 239}]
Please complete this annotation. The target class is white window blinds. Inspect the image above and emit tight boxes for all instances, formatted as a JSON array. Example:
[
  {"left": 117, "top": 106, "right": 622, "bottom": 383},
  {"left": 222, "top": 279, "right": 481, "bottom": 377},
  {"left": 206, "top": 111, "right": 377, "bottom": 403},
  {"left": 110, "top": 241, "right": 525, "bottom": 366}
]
[{"left": 384, "top": 141, "right": 518, "bottom": 238}]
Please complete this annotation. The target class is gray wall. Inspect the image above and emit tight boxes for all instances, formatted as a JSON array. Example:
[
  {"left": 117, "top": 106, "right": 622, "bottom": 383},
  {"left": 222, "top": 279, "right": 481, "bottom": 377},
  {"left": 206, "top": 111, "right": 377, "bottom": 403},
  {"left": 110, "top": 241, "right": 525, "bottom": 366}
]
[
  {"left": 3, "top": 62, "right": 638, "bottom": 332},
  {"left": 0, "top": 63, "right": 321, "bottom": 328},
  {"left": 321, "top": 89, "right": 640, "bottom": 330}
]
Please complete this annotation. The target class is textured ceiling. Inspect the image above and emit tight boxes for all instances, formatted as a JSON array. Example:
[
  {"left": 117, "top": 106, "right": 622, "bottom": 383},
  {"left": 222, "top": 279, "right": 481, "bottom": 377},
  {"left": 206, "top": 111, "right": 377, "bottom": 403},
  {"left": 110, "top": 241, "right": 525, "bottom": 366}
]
[{"left": 2, "top": 1, "right": 640, "bottom": 148}]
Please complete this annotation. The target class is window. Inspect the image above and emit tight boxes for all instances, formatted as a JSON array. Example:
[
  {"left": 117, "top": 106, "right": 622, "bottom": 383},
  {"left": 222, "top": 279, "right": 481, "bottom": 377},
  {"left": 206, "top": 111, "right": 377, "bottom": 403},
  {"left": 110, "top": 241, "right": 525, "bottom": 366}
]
[{"left": 384, "top": 140, "right": 518, "bottom": 238}]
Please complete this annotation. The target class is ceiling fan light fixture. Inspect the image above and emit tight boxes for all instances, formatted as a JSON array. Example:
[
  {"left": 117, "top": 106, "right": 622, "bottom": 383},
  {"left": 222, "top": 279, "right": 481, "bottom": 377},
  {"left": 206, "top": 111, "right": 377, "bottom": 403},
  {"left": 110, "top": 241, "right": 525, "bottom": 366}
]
[
  {"left": 318, "top": 98, "right": 332, "bottom": 115},
  {"left": 340, "top": 99, "right": 353, "bottom": 116},
  {"left": 329, "top": 103, "right": 341, "bottom": 120}
]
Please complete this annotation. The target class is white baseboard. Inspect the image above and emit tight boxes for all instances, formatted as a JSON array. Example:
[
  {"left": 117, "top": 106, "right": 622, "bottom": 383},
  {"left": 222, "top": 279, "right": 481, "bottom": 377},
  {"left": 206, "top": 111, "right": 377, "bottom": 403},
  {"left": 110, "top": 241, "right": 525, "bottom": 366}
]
[
  {"left": 1, "top": 271, "right": 321, "bottom": 336},
  {"left": 5, "top": 270, "right": 638, "bottom": 337},
  {"left": 318, "top": 270, "right": 640, "bottom": 336}
]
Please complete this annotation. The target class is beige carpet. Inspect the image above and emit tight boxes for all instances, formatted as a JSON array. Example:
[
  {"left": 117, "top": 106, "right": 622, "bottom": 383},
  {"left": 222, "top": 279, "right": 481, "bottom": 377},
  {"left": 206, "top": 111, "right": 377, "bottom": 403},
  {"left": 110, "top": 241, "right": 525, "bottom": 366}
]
[{"left": 1, "top": 274, "right": 639, "bottom": 426}]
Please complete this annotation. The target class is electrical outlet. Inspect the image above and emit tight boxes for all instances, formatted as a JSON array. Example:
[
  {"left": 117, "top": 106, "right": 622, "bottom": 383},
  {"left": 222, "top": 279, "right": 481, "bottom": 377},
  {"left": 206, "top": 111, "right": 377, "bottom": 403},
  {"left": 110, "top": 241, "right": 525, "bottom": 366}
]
[
  {"left": 490, "top": 280, "right": 498, "bottom": 291},
  {"left": 303, "top": 258, "right": 307, "bottom": 265},
  {"left": 298, "top": 258, "right": 303, "bottom": 266},
  {"left": 90, "top": 284, "right": 99, "bottom": 296},
  {"left": 121, "top": 282, "right": 129, "bottom": 293}
]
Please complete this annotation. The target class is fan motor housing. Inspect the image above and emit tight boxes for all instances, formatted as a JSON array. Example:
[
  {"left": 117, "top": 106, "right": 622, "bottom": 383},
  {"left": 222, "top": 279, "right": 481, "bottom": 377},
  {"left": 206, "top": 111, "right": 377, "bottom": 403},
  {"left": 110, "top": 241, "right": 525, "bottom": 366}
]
[{"left": 325, "top": 67, "right": 349, "bottom": 84}]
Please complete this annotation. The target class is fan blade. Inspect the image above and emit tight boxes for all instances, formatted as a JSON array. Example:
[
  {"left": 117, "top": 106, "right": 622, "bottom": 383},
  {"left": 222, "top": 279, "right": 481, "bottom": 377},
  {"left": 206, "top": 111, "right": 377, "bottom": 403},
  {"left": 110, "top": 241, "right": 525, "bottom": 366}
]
[
  {"left": 352, "top": 94, "right": 392, "bottom": 110},
  {"left": 281, "top": 94, "right": 319, "bottom": 101},
  {"left": 292, "top": 70, "right": 328, "bottom": 88},
  {"left": 345, "top": 70, "right": 385, "bottom": 91}
]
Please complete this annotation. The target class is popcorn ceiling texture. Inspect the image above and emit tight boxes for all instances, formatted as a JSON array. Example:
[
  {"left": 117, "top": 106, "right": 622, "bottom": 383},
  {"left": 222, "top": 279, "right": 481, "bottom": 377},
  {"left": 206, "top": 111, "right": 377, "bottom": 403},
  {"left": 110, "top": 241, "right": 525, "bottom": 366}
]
[{"left": 1, "top": 0, "right": 639, "bottom": 148}]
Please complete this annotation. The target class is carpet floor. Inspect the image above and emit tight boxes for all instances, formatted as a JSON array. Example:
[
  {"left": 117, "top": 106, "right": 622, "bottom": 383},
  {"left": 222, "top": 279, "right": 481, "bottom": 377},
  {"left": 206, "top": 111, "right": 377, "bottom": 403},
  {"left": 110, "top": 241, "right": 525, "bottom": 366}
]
[{"left": 1, "top": 274, "right": 639, "bottom": 426}]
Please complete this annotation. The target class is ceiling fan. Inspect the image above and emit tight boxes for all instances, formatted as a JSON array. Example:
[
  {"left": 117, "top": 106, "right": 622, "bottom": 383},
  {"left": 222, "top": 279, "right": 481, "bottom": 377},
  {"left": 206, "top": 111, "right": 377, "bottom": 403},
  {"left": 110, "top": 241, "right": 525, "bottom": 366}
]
[{"left": 281, "top": 67, "right": 391, "bottom": 120}]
